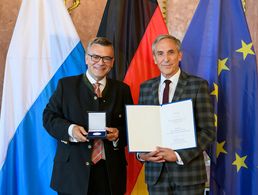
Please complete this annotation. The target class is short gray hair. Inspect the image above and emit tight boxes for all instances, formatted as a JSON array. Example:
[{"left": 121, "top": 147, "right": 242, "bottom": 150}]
[
  {"left": 152, "top": 34, "right": 181, "bottom": 54},
  {"left": 86, "top": 37, "right": 114, "bottom": 53}
]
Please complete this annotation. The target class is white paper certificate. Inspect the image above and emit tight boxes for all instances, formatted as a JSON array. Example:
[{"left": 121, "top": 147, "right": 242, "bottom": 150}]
[{"left": 126, "top": 99, "right": 196, "bottom": 152}]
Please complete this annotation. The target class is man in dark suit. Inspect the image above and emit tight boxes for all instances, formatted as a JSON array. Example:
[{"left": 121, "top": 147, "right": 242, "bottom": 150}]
[
  {"left": 43, "top": 37, "right": 133, "bottom": 195},
  {"left": 137, "top": 34, "right": 216, "bottom": 194}
]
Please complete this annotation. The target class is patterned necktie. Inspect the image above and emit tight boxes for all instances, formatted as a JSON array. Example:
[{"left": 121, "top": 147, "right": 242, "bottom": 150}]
[
  {"left": 93, "top": 82, "right": 102, "bottom": 97},
  {"left": 91, "top": 138, "right": 105, "bottom": 164},
  {"left": 162, "top": 80, "right": 171, "bottom": 104},
  {"left": 91, "top": 82, "right": 105, "bottom": 164}
]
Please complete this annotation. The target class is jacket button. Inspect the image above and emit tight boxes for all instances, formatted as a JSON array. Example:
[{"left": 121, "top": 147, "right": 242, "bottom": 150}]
[
  {"left": 88, "top": 145, "right": 92, "bottom": 149},
  {"left": 94, "top": 96, "right": 98, "bottom": 100},
  {"left": 119, "top": 114, "right": 122, "bottom": 118},
  {"left": 85, "top": 162, "right": 90, "bottom": 166}
]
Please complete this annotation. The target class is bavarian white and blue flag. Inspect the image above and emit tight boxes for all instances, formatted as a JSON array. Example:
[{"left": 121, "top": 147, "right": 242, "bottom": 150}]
[{"left": 0, "top": 0, "right": 85, "bottom": 194}]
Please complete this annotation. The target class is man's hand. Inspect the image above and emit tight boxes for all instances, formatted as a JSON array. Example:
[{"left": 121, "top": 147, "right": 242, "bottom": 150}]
[
  {"left": 155, "top": 147, "right": 177, "bottom": 162},
  {"left": 106, "top": 127, "right": 119, "bottom": 141},
  {"left": 139, "top": 150, "right": 165, "bottom": 163},
  {"left": 72, "top": 125, "right": 88, "bottom": 142},
  {"left": 139, "top": 147, "right": 178, "bottom": 163}
]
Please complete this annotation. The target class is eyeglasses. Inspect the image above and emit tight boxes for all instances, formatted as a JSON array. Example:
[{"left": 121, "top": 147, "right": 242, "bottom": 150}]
[{"left": 87, "top": 54, "right": 113, "bottom": 63}]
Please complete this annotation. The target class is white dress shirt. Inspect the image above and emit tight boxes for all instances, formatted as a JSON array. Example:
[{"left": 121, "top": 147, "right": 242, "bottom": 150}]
[
  {"left": 158, "top": 69, "right": 181, "bottom": 104},
  {"left": 68, "top": 70, "right": 118, "bottom": 147}
]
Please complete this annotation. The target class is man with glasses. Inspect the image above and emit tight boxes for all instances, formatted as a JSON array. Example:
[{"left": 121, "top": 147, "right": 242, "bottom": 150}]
[{"left": 43, "top": 37, "right": 133, "bottom": 195}]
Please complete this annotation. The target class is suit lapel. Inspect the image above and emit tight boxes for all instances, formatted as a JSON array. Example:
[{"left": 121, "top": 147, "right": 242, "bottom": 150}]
[
  {"left": 172, "top": 71, "right": 188, "bottom": 102},
  {"left": 152, "top": 77, "right": 160, "bottom": 105},
  {"left": 102, "top": 78, "right": 111, "bottom": 98},
  {"left": 79, "top": 74, "right": 95, "bottom": 108},
  {"left": 82, "top": 74, "right": 94, "bottom": 92}
]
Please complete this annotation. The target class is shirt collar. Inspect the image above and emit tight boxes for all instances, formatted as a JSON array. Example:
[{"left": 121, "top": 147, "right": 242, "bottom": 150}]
[
  {"left": 86, "top": 70, "right": 107, "bottom": 87},
  {"left": 160, "top": 68, "right": 181, "bottom": 84}
]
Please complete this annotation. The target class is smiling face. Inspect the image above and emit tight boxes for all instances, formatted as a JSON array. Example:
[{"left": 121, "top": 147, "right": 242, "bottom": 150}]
[
  {"left": 86, "top": 43, "right": 114, "bottom": 81},
  {"left": 153, "top": 38, "right": 182, "bottom": 78}
]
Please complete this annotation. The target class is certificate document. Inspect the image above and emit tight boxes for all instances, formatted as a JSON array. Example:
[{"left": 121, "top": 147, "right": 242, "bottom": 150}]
[{"left": 126, "top": 99, "right": 196, "bottom": 152}]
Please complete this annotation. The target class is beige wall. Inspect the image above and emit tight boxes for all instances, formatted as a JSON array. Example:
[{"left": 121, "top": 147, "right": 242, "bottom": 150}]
[
  {"left": 165, "top": 0, "right": 258, "bottom": 53},
  {"left": 0, "top": 0, "right": 258, "bottom": 111}
]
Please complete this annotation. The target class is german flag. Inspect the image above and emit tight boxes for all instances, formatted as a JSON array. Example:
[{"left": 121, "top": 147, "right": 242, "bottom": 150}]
[{"left": 97, "top": 0, "right": 168, "bottom": 194}]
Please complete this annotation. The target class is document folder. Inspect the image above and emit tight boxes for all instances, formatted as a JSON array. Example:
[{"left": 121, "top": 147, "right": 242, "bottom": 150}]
[{"left": 126, "top": 99, "right": 196, "bottom": 152}]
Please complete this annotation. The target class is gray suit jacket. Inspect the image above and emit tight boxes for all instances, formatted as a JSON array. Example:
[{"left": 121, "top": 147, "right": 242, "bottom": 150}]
[{"left": 139, "top": 71, "right": 215, "bottom": 186}]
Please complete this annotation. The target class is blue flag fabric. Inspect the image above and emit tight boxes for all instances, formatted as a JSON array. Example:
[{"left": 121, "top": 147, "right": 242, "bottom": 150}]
[
  {"left": 180, "top": 0, "right": 258, "bottom": 194},
  {"left": 0, "top": 0, "right": 85, "bottom": 194}
]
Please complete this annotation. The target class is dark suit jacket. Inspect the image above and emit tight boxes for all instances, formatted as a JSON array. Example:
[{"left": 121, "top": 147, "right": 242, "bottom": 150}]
[
  {"left": 139, "top": 71, "right": 216, "bottom": 186},
  {"left": 43, "top": 74, "right": 133, "bottom": 195}
]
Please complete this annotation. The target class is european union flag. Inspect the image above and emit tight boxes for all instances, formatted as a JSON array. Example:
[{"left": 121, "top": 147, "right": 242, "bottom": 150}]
[{"left": 180, "top": 0, "right": 258, "bottom": 194}]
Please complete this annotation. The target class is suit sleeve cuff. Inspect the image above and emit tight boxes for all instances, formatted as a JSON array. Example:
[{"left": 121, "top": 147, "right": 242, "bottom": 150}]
[
  {"left": 112, "top": 138, "right": 119, "bottom": 147},
  {"left": 175, "top": 151, "right": 184, "bottom": 165},
  {"left": 136, "top": 153, "right": 145, "bottom": 162},
  {"left": 68, "top": 124, "right": 78, "bottom": 142}
]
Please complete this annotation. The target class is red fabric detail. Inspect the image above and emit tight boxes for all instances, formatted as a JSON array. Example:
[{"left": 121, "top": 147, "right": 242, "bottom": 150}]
[
  {"left": 91, "top": 139, "right": 104, "bottom": 164},
  {"left": 124, "top": 7, "right": 168, "bottom": 194},
  {"left": 162, "top": 80, "right": 171, "bottom": 104}
]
